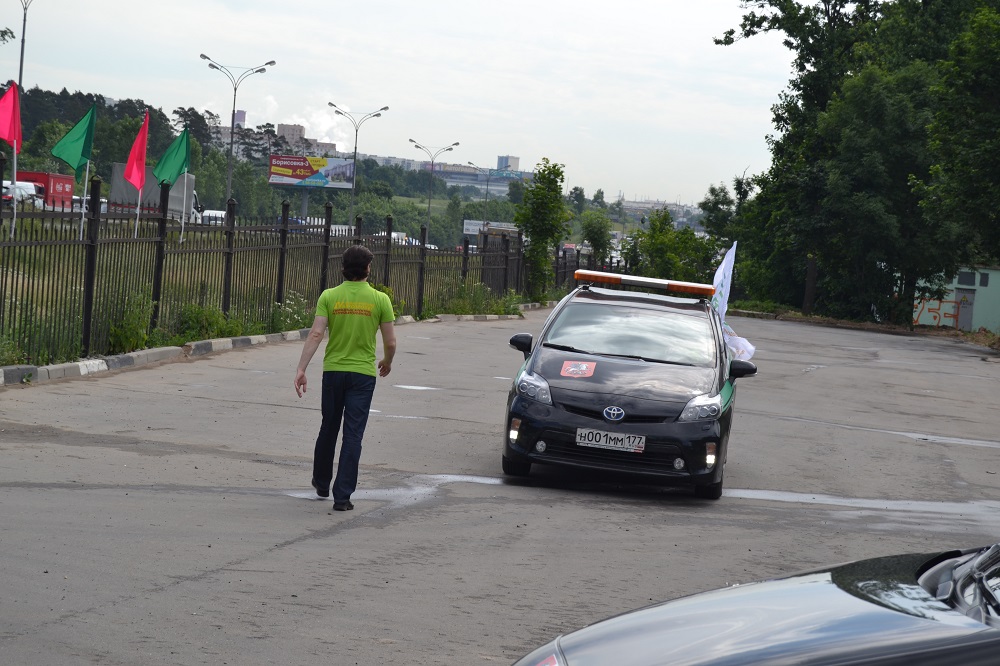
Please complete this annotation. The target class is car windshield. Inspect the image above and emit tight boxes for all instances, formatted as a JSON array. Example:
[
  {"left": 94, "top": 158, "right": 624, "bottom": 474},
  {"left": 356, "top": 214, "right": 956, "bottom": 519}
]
[{"left": 543, "top": 302, "right": 716, "bottom": 367}]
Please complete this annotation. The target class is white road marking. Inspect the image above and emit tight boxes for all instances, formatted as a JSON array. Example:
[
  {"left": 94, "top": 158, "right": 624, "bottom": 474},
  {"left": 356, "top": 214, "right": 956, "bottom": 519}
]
[{"left": 778, "top": 415, "right": 1000, "bottom": 449}]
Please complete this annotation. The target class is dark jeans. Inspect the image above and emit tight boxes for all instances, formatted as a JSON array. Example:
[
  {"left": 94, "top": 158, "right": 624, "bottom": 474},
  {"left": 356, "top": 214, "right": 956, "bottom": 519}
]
[{"left": 312, "top": 371, "right": 376, "bottom": 503}]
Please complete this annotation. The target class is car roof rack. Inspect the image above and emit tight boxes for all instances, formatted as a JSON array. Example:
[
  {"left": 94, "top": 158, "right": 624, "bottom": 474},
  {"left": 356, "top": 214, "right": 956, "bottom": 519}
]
[{"left": 574, "top": 269, "right": 715, "bottom": 298}]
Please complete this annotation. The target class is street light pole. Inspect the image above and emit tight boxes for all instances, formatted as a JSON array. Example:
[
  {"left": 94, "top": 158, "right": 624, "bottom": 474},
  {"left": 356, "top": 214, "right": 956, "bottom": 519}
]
[
  {"left": 17, "top": 0, "right": 33, "bottom": 92},
  {"left": 200, "top": 54, "right": 275, "bottom": 202},
  {"left": 410, "top": 139, "right": 459, "bottom": 226},
  {"left": 468, "top": 162, "right": 505, "bottom": 224},
  {"left": 328, "top": 103, "right": 388, "bottom": 229}
]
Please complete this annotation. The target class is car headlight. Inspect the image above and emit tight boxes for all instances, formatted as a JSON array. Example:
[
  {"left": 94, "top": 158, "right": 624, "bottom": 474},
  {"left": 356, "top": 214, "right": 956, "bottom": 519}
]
[
  {"left": 512, "top": 641, "right": 565, "bottom": 666},
  {"left": 516, "top": 369, "right": 552, "bottom": 405},
  {"left": 678, "top": 393, "right": 722, "bottom": 422}
]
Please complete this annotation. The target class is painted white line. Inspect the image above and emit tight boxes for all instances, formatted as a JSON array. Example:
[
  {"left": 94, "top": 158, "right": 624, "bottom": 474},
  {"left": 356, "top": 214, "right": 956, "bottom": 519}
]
[
  {"left": 394, "top": 385, "right": 440, "bottom": 391},
  {"left": 778, "top": 415, "right": 1000, "bottom": 449}
]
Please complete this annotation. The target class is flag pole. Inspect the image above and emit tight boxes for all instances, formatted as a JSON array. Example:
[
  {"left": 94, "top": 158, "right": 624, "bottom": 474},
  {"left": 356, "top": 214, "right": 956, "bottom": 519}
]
[
  {"left": 9, "top": 140, "right": 16, "bottom": 240},
  {"left": 180, "top": 168, "right": 188, "bottom": 243},
  {"left": 78, "top": 160, "right": 90, "bottom": 241}
]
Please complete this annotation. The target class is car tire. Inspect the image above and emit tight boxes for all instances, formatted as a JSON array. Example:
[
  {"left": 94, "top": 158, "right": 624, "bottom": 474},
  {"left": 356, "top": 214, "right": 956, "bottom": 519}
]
[
  {"left": 694, "top": 469, "right": 723, "bottom": 500},
  {"left": 502, "top": 455, "right": 531, "bottom": 477}
]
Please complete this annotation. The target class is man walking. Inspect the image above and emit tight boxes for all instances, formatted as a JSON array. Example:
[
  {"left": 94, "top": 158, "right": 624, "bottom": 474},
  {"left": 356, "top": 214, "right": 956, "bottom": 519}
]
[{"left": 294, "top": 245, "right": 396, "bottom": 511}]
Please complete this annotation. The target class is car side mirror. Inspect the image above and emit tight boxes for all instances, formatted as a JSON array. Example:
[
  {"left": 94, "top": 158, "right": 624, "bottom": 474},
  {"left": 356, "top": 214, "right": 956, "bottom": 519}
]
[
  {"left": 730, "top": 359, "right": 757, "bottom": 379},
  {"left": 509, "top": 333, "right": 533, "bottom": 360}
]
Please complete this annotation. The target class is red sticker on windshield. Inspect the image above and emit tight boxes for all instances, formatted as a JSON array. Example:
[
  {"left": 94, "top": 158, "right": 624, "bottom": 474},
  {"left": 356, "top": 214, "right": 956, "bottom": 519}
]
[{"left": 561, "top": 361, "right": 596, "bottom": 377}]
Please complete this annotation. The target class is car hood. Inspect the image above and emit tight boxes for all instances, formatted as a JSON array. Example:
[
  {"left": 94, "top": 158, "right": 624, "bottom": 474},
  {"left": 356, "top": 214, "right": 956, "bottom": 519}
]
[
  {"left": 534, "top": 347, "right": 716, "bottom": 405},
  {"left": 556, "top": 554, "right": 994, "bottom": 665}
]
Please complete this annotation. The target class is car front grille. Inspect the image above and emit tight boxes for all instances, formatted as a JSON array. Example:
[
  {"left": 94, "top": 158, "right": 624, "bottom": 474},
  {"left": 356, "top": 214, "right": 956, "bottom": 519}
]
[
  {"left": 562, "top": 404, "right": 668, "bottom": 424},
  {"left": 536, "top": 430, "right": 686, "bottom": 475}
]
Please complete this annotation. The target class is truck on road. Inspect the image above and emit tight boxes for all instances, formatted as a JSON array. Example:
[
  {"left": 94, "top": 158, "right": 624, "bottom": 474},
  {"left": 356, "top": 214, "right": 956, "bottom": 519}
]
[
  {"left": 17, "top": 171, "right": 76, "bottom": 209},
  {"left": 109, "top": 163, "right": 203, "bottom": 224}
]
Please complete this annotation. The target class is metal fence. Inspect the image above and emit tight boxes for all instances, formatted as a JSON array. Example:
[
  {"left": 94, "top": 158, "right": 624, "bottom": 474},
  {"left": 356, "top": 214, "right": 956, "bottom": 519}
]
[{"left": 0, "top": 179, "right": 526, "bottom": 365}]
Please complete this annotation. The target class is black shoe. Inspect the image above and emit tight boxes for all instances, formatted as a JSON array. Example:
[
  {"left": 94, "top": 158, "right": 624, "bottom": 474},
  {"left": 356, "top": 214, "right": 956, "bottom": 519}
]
[
  {"left": 333, "top": 500, "right": 354, "bottom": 511},
  {"left": 311, "top": 479, "right": 329, "bottom": 498}
]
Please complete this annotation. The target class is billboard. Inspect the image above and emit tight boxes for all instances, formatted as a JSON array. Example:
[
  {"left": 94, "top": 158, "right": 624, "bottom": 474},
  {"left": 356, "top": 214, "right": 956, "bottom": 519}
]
[
  {"left": 463, "top": 219, "right": 518, "bottom": 235},
  {"left": 268, "top": 155, "right": 354, "bottom": 189}
]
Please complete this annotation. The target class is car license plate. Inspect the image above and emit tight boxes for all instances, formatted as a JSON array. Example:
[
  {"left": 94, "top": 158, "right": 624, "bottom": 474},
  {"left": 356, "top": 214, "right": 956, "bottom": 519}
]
[{"left": 576, "top": 428, "right": 645, "bottom": 453}]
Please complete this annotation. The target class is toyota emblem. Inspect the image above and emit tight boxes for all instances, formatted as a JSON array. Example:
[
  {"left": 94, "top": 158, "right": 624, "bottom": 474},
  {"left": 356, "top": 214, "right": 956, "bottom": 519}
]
[{"left": 603, "top": 406, "right": 625, "bottom": 422}]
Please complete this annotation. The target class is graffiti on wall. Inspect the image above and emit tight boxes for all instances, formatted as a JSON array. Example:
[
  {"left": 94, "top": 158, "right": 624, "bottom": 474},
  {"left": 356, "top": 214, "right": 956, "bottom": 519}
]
[{"left": 913, "top": 298, "right": 961, "bottom": 328}]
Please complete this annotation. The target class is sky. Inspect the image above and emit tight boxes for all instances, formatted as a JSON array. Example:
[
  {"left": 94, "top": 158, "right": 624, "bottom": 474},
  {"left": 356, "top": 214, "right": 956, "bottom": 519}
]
[{"left": 3, "top": 0, "right": 795, "bottom": 206}]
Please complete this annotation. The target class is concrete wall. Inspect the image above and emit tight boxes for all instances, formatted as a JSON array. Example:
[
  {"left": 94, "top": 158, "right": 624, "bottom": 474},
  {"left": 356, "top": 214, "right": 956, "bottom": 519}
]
[{"left": 914, "top": 266, "right": 1000, "bottom": 332}]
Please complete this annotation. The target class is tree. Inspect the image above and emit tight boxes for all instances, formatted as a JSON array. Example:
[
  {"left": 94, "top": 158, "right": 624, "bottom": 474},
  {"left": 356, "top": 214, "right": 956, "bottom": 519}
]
[
  {"left": 515, "top": 158, "right": 571, "bottom": 299},
  {"left": 1, "top": 28, "right": 13, "bottom": 44},
  {"left": 716, "top": 1, "right": 884, "bottom": 313},
  {"left": 568, "top": 185, "right": 587, "bottom": 216},
  {"left": 698, "top": 183, "right": 738, "bottom": 241},
  {"left": 923, "top": 6, "right": 1000, "bottom": 262},
  {"left": 507, "top": 178, "right": 525, "bottom": 204},
  {"left": 579, "top": 210, "right": 614, "bottom": 266},
  {"left": 592, "top": 188, "right": 607, "bottom": 208},
  {"left": 817, "top": 61, "right": 958, "bottom": 325},
  {"left": 629, "top": 208, "right": 721, "bottom": 283},
  {"left": 445, "top": 194, "right": 463, "bottom": 228},
  {"left": 172, "top": 107, "right": 214, "bottom": 148}
]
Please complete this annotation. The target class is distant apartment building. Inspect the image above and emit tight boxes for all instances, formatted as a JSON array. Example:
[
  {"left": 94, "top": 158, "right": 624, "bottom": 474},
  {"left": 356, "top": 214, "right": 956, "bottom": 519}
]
[
  {"left": 275, "top": 124, "right": 336, "bottom": 156},
  {"left": 497, "top": 156, "right": 519, "bottom": 171},
  {"left": 234, "top": 110, "right": 247, "bottom": 128},
  {"left": 277, "top": 123, "right": 305, "bottom": 144}
]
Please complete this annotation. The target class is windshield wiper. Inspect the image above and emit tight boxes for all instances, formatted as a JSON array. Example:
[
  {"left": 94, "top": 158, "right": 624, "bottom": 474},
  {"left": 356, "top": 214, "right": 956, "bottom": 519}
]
[
  {"left": 972, "top": 545, "right": 1000, "bottom": 615},
  {"left": 949, "top": 544, "right": 1000, "bottom": 623},
  {"left": 596, "top": 352, "right": 694, "bottom": 366},
  {"left": 542, "top": 342, "right": 592, "bottom": 354}
]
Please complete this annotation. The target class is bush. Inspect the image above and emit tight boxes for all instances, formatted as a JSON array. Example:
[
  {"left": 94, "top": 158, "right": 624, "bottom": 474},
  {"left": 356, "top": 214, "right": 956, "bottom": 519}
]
[
  {"left": 0, "top": 335, "right": 25, "bottom": 366},
  {"left": 108, "top": 291, "right": 154, "bottom": 354},
  {"left": 152, "top": 303, "right": 243, "bottom": 347},
  {"left": 730, "top": 299, "right": 791, "bottom": 315},
  {"left": 269, "top": 290, "right": 313, "bottom": 332},
  {"left": 423, "top": 277, "right": 523, "bottom": 317},
  {"left": 372, "top": 283, "right": 404, "bottom": 320}
]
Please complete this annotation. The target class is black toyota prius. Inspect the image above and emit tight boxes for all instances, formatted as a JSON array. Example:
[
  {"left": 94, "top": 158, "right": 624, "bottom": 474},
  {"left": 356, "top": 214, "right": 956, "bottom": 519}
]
[{"left": 503, "top": 270, "right": 756, "bottom": 499}]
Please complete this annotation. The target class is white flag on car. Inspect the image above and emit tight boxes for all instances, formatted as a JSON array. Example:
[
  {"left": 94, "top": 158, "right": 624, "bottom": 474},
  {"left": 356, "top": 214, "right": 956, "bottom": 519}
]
[{"left": 712, "top": 242, "right": 756, "bottom": 360}]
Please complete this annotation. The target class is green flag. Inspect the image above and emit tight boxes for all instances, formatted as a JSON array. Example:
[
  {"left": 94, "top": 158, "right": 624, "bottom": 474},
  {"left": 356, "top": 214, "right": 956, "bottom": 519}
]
[
  {"left": 51, "top": 104, "right": 96, "bottom": 180},
  {"left": 152, "top": 128, "right": 190, "bottom": 186}
]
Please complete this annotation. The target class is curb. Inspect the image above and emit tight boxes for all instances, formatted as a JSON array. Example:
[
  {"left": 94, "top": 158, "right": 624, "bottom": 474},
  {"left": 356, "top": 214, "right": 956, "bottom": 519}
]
[
  {"left": 0, "top": 308, "right": 538, "bottom": 387},
  {"left": 729, "top": 309, "right": 778, "bottom": 320}
]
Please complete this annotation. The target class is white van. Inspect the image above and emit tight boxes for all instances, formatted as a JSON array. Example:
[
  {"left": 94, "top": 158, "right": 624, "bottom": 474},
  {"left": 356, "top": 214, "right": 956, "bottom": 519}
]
[
  {"left": 202, "top": 209, "right": 227, "bottom": 225},
  {"left": 2, "top": 181, "right": 43, "bottom": 208}
]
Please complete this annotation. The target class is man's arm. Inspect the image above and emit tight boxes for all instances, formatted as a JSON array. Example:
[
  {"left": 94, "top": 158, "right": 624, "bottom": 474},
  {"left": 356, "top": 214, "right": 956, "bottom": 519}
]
[
  {"left": 294, "top": 315, "right": 328, "bottom": 397},
  {"left": 377, "top": 320, "right": 396, "bottom": 377}
]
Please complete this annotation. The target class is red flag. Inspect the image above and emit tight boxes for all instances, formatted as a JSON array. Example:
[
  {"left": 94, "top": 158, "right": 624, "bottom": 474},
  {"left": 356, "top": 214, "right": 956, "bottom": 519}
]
[
  {"left": 0, "top": 83, "right": 22, "bottom": 154},
  {"left": 124, "top": 111, "right": 149, "bottom": 192}
]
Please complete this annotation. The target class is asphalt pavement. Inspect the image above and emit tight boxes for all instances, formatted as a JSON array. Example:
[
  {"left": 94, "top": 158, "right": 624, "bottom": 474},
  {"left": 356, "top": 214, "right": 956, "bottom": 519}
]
[{"left": 2, "top": 310, "right": 999, "bottom": 665}]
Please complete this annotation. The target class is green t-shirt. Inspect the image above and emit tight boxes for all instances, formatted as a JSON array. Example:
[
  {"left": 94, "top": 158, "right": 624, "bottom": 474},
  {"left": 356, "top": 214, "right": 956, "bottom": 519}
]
[{"left": 315, "top": 281, "right": 395, "bottom": 376}]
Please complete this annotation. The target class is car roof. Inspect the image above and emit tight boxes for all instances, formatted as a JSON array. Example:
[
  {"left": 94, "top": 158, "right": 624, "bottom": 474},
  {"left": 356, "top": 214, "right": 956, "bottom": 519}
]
[{"left": 566, "top": 285, "right": 714, "bottom": 318}]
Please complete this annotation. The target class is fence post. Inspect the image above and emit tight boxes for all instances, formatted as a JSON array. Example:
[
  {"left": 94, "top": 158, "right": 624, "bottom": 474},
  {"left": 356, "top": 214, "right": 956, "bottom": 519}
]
[
  {"left": 502, "top": 233, "right": 510, "bottom": 293},
  {"left": 320, "top": 202, "right": 333, "bottom": 292},
  {"left": 354, "top": 214, "right": 362, "bottom": 244},
  {"left": 222, "top": 198, "right": 236, "bottom": 316},
  {"left": 276, "top": 200, "right": 290, "bottom": 305},
  {"left": 417, "top": 225, "right": 428, "bottom": 319},
  {"left": 383, "top": 214, "right": 393, "bottom": 286},
  {"left": 516, "top": 231, "right": 524, "bottom": 293},
  {"left": 149, "top": 182, "right": 170, "bottom": 330},
  {"left": 461, "top": 237, "right": 470, "bottom": 281},
  {"left": 81, "top": 176, "right": 103, "bottom": 358}
]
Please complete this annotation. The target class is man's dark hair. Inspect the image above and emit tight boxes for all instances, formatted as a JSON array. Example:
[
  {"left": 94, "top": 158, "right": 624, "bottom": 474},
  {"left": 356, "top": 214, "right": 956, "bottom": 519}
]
[{"left": 342, "top": 245, "right": 374, "bottom": 280}]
